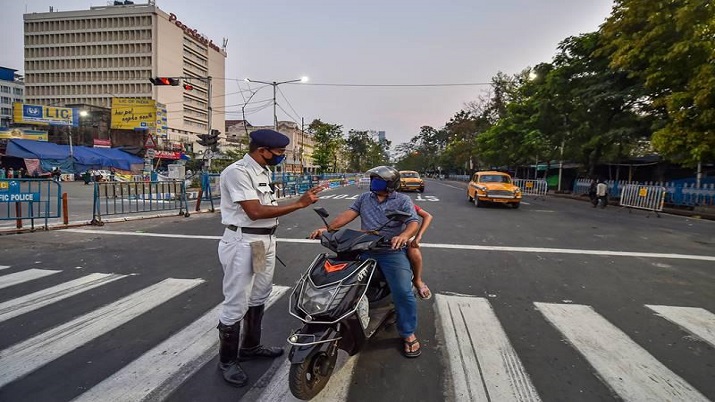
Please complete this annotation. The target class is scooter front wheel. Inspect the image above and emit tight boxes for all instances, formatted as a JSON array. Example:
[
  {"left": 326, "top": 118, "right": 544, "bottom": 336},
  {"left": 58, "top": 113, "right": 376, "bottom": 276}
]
[{"left": 289, "top": 350, "right": 338, "bottom": 400}]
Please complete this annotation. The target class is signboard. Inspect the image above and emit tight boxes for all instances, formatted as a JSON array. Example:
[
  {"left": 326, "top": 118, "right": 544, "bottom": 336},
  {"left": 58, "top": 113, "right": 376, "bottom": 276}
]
[
  {"left": 0, "top": 127, "right": 48, "bottom": 141},
  {"left": 154, "top": 150, "right": 181, "bottom": 160},
  {"left": 0, "top": 180, "right": 40, "bottom": 202},
  {"left": 93, "top": 139, "right": 112, "bottom": 148},
  {"left": 12, "top": 103, "right": 79, "bottom": 127},
  {"left": 155, "top": 102, "right": 168, "bottom": 138},
  {"left": 144, "top": 135, "right": 157, "bottom": 149},
  {"left": 110, "top": 98, "right": 157, "bottom": 130},
  {"left": 146, "top": 148, "right": 156, "bottom": 159}
]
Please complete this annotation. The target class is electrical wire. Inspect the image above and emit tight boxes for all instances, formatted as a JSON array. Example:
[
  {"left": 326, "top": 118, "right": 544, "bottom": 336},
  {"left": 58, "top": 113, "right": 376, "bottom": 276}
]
[
  {"left": 301, "top": 82, "right": 492, "bottom": 87},
  {"left": 277, "top": 86, "right": 301, "bottom": 121}
]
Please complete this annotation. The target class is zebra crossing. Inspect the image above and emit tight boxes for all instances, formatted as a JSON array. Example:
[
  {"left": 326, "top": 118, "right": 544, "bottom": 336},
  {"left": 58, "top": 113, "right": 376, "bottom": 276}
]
[{"left": 0, "top": 265, "right": 713, "bottom": 401}]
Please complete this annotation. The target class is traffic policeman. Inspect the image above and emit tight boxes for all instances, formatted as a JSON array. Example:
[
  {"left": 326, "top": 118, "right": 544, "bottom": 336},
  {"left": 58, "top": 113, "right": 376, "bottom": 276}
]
[{"left": 217, "top": 129, "right": 323, "bottom": 387}]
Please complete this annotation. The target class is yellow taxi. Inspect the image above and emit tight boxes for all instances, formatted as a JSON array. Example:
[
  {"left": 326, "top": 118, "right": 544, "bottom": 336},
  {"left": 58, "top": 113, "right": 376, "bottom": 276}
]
[
  {"left": 398, "top": 170, "right": 425, "bottom": 193},
  {"left": 467, "top": 171, "right": 522, "bottom": 208}
]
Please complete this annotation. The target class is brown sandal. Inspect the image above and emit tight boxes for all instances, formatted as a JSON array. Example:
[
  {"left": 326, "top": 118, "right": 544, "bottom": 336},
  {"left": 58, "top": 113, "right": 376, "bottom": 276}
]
[{"left": 403, "top": 338, "right": 421, "bottom": 358}]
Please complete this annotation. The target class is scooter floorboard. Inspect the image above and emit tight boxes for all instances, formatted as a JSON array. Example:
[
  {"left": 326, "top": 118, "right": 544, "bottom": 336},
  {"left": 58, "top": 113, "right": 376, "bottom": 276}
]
[{"left": 365, "top": 303, "right": 395, "bottom": 338}]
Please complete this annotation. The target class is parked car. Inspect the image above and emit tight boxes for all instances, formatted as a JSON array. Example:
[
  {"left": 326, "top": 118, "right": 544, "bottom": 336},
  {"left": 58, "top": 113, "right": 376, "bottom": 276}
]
[
  {"left": 467, "top": 171, "right": 522, "bottom": 208},
  {"left": 399, "top": 170, "right": 425, "bottom": 192}
]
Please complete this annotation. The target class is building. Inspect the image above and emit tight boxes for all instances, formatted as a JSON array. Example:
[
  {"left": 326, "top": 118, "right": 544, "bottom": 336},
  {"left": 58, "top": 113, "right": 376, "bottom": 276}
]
[
  {"left": 22, "top": 1, "right": 226, "bottom": 153},
  {"left": 229, "top": 120, "right": 317, "bottom": 173},
  {"left": 0, "top": 67, "right": 24, "bottom": 127}
]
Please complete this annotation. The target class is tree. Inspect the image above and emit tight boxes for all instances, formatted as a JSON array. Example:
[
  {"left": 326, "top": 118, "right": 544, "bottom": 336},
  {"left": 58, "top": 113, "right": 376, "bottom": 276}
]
[
  {"left": 599, "top": 0, "right": 715, "bottom": 166},
  {"left": 308, "top": 119, "right": 344, "bottom": 173}
]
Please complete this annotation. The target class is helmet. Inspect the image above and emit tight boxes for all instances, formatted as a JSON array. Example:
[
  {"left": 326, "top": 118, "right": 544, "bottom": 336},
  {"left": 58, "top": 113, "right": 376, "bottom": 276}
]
[{"left": 366, "top": 166, "right": 401, "bottom": 192}]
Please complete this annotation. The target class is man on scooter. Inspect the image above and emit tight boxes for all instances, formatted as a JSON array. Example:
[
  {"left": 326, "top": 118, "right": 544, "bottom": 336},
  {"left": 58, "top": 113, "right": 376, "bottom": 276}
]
[{"left": 309, "top": 166, "right": 423, "bottom": 357}]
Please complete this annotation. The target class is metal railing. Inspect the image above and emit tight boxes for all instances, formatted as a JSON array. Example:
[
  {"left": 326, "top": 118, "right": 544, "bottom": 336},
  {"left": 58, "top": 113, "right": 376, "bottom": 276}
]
[
  {"left": 91, "top": 180, "right": 190, "bottom": 225},
  {"left": 619, "top": 184, "right": 667, "bottom": 216},
  {"left": 194, "top": 172, "right": 359, "bottom": 211},
  {"left": 0, "top": 179, "right": 62, "bottom": 230},
  {"left": 513, "top": 179, "right": 549, "bottom": 199},
  {"left": 573, "top": 179, "right": 715, "bottom": 208}
]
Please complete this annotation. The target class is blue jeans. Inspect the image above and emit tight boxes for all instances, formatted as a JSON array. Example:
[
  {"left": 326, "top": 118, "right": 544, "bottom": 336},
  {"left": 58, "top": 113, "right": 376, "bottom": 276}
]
[{"left": 362, "top": 250, "right": 417, "bottom": 338}]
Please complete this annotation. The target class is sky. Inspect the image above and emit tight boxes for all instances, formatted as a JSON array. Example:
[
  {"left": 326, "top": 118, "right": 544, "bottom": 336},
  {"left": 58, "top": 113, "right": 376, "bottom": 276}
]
[{"left": 1, "top": 0, "right": 615, "bottom": 146}]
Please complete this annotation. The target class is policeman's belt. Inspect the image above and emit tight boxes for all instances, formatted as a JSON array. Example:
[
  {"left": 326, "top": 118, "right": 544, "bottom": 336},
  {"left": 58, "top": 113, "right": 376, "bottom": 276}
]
[{"left": 227, "top": 225, "right": 277, "bottom": 235}]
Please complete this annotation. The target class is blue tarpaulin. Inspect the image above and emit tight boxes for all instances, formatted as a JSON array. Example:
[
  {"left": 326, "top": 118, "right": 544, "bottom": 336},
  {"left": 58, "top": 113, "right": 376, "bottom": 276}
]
[{"left": 5, "top": 139, "right": 143, "bottom": 172}]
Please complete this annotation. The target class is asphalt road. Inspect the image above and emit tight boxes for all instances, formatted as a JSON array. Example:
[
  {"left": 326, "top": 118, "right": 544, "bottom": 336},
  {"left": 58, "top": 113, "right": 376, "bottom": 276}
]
[{"left": 0, "top": 179, "right": 713, "bottom": 402}]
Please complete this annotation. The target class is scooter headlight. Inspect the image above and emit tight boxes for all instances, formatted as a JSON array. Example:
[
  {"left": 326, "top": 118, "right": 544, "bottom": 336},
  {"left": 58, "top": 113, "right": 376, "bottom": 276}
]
[{"left": 300, "top": 282, "right": 336, "bottom": 315}]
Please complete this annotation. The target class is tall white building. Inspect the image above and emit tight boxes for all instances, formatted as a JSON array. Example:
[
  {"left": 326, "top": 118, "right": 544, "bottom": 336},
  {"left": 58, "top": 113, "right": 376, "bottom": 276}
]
[
  {"left": 0, "top": 67, "right": 24, "bottom": 127},
  {"left": 22, "top": 1, "right": 226, "bottom": 149}
]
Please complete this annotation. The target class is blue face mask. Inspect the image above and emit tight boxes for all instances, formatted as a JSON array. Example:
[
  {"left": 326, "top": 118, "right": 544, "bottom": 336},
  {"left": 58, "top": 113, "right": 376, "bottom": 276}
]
[
  {"left": 370, "top": 178, "right": 388, "bottom": 192},
  {"left": 265, "top": 152, "right": 286, "bottom": 166}
]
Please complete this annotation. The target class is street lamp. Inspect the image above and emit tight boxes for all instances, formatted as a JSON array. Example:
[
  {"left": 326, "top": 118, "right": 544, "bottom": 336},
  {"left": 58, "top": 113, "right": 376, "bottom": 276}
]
[{"left": 244, "top": 76, "right": 308, "bottom": 130}]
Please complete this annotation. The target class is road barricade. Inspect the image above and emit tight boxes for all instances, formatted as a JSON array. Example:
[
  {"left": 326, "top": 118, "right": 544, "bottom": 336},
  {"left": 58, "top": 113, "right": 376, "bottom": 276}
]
[
  {"left": 91, "top": 180, "right": 190, "bottom": 225},
  {"left": 513, "top": 179, "right": 548, "bottom": 199},
  {"left": 0, "top": 178, "right": 62, "bottom": 230},
  {"left": 619, "top": 184, "right": 666, "bottom": 216},
  {"left": 357, "top": 177, "right": 370, "bottom": 188}
]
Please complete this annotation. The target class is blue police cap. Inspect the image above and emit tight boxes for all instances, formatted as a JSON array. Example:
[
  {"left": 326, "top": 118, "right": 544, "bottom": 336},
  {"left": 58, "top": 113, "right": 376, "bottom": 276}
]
[{"left": 249, "top": 129, "right": 290, "bottom": 148}]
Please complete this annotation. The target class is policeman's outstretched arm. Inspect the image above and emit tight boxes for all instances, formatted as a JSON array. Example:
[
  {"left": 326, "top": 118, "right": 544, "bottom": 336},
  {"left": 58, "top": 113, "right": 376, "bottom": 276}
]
[{"left": 239, "top": 186, "right": 323, "bottom": 221}]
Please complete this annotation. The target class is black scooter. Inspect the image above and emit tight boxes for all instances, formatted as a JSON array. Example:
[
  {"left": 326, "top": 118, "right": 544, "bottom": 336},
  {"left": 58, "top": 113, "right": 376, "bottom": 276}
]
[{"left": 286, "top": 207, "right": 411, "bottom": 400}]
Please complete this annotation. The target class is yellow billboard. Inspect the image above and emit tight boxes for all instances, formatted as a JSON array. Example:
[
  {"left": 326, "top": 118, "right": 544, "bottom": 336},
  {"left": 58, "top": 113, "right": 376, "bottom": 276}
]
[
  {"left": 111, "top": 98, "right": 157, "bottom": 130},
  {"left": 13, "top": 103, "right": 79, "bottom": 126},
  {"left": 0, "top": 127, "right": 48, "bottom": 141}
]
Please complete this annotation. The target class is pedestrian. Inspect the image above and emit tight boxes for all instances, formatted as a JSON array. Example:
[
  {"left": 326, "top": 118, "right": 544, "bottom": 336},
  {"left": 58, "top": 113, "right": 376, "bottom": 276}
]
[
  {"left": 309, "top": 166, "right": 423, "bottom": 358},
  {"left": 409, "top": 204, "right": 433, "bottom": 300},
  {"left": 588, "top": 179, "right": 598, "bottom": 207},
  {"left": 596, "top": 178, "right": 608, "bottom": 208},
  {"left": 0, "top": 167, "right": 5, "bottom": 179},
  {"left": 216, "top": 129, "right": 323, "bottom": 387},
  {"left": 7, "top": 167, "right": 14, "bottom": 179}
]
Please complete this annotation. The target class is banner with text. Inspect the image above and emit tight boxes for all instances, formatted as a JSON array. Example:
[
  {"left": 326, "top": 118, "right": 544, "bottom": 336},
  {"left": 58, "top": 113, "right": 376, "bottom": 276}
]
[
  {"left": 12, "top": 103, "right": 79, "bottom": 127},
  {"left": 110, "top": 98, "right": 157, "bottom": 130},
  {"left": 0, "top": 127, "right": 48, "bottom": 141}
]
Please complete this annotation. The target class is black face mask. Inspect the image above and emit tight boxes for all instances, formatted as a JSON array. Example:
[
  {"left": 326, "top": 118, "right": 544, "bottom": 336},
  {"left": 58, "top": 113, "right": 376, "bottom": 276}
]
[{"left": 263, "top": 150, "right": 286, "bottom": 166}]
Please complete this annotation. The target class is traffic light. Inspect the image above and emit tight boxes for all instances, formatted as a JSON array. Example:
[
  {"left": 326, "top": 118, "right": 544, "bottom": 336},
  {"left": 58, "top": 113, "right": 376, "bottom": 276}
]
[
  {"left": 149, "top": 77, "right": 180, "bottom": 86},
  {"left": 183, "top": 83, "right": 194, "bottom": 91},
  {"left": 197, "top": 130, "right": 220, "bottom": 151}
]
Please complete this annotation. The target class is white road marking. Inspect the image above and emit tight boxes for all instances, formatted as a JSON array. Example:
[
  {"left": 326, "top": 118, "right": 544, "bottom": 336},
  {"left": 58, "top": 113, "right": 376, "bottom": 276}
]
[
  {"left": 252, "top": 352, "right": 358, "bottom": 402},
  {"left": 430, "top": 181, "right": 464, "bottom": 191},
  {"left": 646, "top": 305, "right": 715, "bottom": 347},
  {"left": 0, "top": 273, "right": 126, "bottom": 323},
  {"left": 0, "top": 269, "right": 61, "bottom": 290},
  {"left": 0, "top": 278, "right": 204, "bottom": 388},
  {"left": 74, "top": 286, "right": 288, "bottom": 402},
  {"left": 534, "top": 302, "right": 708, "bottom": 402},
  {"left": 63, "top": 229, "right": 715, "bottom": 262},
  {"left": 0, "top": 265, "right": 10, "bottom": 270},
  {"left": 436, "top": 295, "right": 541, "bottom": 402}
]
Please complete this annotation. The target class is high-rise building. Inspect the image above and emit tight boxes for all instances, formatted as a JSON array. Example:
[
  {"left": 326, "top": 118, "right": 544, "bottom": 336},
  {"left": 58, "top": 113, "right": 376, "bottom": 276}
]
[
  {"left": 22, "top": 1, "right": 226, "bottom": 149},
  {"left": 0, "top": 67, "right": 24, "bottom": 127}
]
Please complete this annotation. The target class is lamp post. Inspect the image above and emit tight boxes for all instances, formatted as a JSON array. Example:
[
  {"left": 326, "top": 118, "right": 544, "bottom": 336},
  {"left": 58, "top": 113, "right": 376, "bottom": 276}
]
[{"left": 244, "top": 76, "right": 308, "bottom": 130}]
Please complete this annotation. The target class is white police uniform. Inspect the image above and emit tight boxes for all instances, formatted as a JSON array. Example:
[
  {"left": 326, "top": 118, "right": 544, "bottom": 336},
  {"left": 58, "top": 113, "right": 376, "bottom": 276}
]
[{"left": 218, "top": 153, "right": 278, "bottom": 325}]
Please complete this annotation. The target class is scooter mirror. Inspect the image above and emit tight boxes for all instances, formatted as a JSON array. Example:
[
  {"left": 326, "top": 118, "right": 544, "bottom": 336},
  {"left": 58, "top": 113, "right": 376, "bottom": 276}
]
[{"left": 314, "top": 207, "right": 329, "bottom": 218}]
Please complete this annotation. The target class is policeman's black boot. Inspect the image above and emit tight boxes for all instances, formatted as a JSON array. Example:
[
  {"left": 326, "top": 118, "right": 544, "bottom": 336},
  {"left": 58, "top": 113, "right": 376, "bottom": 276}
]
[
  {"left": 239, "top": 305, "right": 284, "bottom": 361},
  {"left": 217, "top": 321, "right": 249, "bottom": 387}
]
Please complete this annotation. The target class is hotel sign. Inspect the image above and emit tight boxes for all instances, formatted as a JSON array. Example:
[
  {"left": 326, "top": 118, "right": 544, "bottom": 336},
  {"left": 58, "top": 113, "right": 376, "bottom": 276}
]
[{"left": 169, "top": 13, "right": 221, "bottom": 53}]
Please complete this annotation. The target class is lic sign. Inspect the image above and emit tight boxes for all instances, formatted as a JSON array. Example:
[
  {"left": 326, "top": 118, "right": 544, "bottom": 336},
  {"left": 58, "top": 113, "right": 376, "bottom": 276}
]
[
  {"left": 0, "top": 181, "right": 40, "bottom": 202},
  {"left": 13, "top": 103, "right": 79, "bottom": 127}
]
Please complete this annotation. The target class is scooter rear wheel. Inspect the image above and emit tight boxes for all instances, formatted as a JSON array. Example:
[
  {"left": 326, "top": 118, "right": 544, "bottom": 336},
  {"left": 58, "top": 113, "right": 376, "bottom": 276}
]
[{"left": 289, "top": 350, "right": 337, "bottom": 400}]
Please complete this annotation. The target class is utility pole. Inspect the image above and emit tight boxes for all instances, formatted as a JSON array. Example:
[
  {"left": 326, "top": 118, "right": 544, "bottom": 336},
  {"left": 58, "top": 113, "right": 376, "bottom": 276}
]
[{"left": 301, "top": 117, "right": 304, "bottom": 174}]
